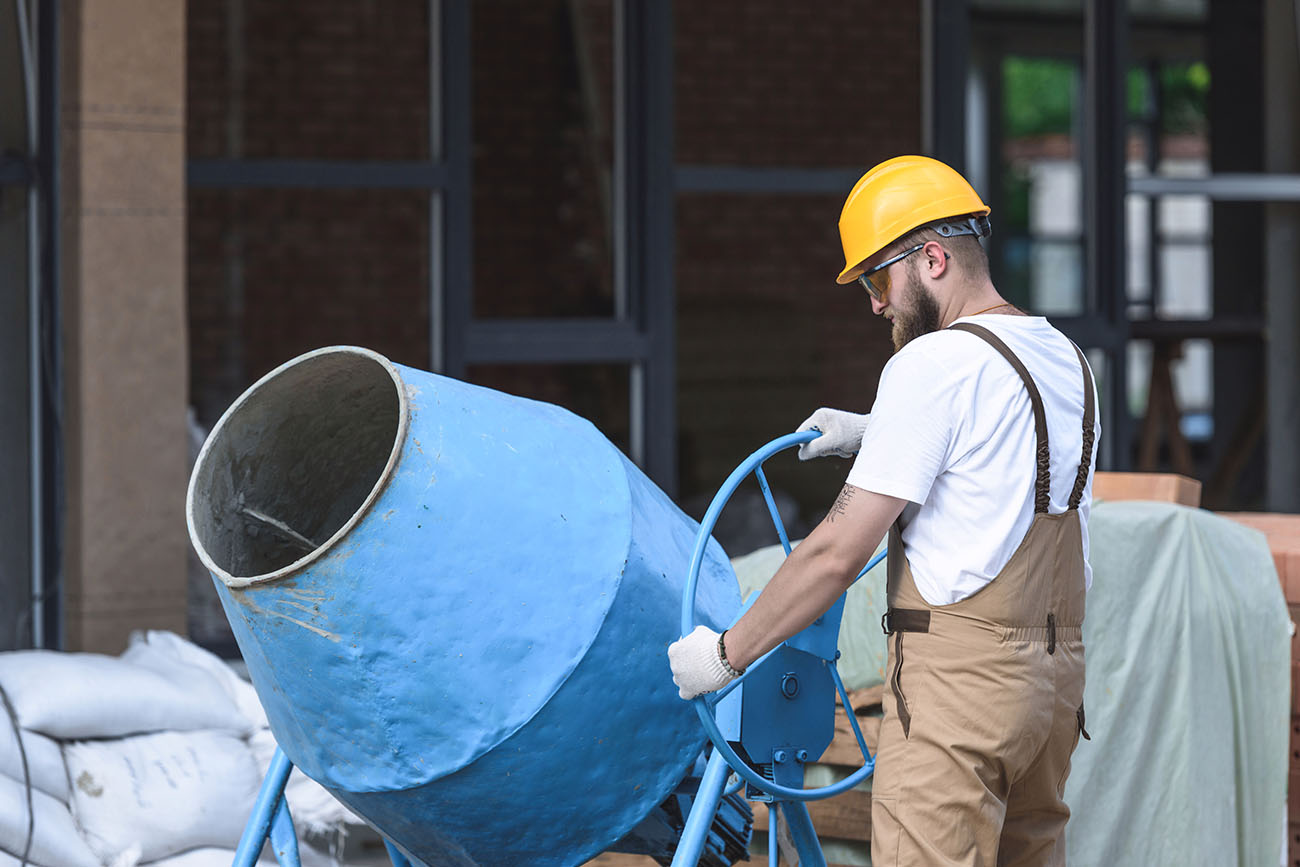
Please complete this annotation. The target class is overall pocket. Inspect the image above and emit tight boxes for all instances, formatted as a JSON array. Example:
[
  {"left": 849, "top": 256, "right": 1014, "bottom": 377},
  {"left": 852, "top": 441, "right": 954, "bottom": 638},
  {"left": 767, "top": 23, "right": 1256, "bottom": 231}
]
[{"left": 890, "top": 631, "right": 913, "bottom": 738}]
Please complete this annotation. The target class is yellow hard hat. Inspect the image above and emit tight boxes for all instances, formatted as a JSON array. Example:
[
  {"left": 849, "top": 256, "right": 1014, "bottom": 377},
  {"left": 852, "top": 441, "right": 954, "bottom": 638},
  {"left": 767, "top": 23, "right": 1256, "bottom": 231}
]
[{"left": 836, "top": 155, "right": 991, "bottom": 284}]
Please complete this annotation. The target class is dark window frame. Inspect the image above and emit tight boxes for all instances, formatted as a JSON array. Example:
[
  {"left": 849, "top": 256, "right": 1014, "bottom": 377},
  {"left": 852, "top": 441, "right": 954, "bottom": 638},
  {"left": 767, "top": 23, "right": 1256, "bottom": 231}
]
[
  {"left": 0, "top": 0, "right": 61, "bottom": 649},
  {"left": 188, "top": 0, "right": 680, "bottom": 493}
]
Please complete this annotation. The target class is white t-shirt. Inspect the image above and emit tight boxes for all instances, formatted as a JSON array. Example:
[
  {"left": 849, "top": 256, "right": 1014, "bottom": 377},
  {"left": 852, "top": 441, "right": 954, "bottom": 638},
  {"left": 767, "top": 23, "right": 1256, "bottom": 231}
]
[{"left": 846, "top": 314, "right": 1100, "bottom": 606}]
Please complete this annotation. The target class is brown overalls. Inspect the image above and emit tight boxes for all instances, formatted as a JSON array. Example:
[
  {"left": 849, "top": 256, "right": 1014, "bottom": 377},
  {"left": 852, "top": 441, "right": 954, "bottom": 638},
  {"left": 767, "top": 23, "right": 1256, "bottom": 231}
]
[{"left": 870, "top": 322, "right": 1095, "bottom": 867}]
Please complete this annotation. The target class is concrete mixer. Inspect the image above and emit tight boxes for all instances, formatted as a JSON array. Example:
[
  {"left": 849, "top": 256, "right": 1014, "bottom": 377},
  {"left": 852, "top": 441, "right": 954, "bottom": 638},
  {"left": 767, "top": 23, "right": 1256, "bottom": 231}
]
[{"left": 186, "top": 347, "right": 880, "bottom": 867}]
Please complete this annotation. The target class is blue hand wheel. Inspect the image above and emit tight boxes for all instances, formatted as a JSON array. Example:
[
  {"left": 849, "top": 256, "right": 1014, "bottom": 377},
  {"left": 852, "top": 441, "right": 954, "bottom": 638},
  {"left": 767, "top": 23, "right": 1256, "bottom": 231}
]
[{"left": 681, "top": 430, "right": 884, "bottom": 801}]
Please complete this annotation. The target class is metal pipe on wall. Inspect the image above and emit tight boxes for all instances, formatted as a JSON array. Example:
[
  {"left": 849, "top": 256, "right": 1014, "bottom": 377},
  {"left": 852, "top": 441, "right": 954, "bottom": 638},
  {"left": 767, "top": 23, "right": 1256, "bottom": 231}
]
[{"left": 15, "top": 0, "right": 42, "bottom": 648}]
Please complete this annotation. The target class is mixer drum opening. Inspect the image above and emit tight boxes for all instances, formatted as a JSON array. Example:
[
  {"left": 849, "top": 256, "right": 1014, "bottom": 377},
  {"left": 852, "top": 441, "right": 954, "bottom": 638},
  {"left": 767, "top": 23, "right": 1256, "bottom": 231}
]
[
  {"left": 185, "top": 345, "right": 747, "bottom": 864},
  {"left": 187, "top": 347, "right": 406, "bottom": 585}
]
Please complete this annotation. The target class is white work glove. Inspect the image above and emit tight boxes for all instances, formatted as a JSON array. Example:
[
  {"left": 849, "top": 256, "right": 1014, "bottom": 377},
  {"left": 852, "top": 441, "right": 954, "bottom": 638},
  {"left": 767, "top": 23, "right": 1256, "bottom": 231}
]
[
  {"left": 668, "top": 625, "right": 740, "bottom": 700},
  {"left": 795, "top": 408, "right": 870, "bottom": 460}
]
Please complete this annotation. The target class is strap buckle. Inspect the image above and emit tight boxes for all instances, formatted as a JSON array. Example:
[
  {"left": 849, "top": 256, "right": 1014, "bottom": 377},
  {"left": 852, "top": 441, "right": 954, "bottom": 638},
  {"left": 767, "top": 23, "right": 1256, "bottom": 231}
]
[{"left": 882, "top": 608, "right": 931, "bottom": 635}]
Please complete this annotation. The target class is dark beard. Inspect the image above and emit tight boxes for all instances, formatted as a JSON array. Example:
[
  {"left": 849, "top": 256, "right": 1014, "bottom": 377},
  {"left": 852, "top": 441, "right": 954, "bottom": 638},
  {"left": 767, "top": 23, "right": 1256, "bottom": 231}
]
[{"left": 891, "top": 268, "right": 942, "bottom": 351}]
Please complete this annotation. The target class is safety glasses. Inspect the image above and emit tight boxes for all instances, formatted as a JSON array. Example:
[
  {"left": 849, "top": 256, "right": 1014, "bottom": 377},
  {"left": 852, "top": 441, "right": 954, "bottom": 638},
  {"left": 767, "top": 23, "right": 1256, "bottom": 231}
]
[{"left": 856, "top": 243, "right": 926, "bottom": 303}]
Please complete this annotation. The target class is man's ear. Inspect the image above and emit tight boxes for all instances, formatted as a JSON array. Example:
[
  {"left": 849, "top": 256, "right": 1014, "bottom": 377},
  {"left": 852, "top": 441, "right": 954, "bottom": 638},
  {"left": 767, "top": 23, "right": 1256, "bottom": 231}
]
[{"left": 924, "top": 240, "right": 949, "bottom": 278}]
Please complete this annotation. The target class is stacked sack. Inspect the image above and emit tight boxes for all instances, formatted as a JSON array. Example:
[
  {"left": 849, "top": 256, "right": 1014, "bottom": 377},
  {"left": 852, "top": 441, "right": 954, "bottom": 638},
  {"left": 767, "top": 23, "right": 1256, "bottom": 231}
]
[{"left": 0, "top": 631, "right": 358, "bottom": 867}]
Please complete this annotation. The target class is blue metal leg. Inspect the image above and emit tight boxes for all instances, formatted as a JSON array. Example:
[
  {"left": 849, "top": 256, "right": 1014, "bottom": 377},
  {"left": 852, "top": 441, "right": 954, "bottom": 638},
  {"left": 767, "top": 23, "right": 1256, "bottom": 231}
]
[
  {"left": 777, "top": 800, "right": 828, "bottom": 867},
  {"left": 233, "top": 747, "right": 295, "bottom": 867},
  {"left": 669, "top": 747, "right": 732, "bottom": 867},
  {"left": 269, "top": 796, "right": 302, "bottom": 867},
  {"left": 768, "top": 803, "right": 779, "bottom": 867},
  {"left": 384, "top": 839, "right": 415, "bottom": 867}
]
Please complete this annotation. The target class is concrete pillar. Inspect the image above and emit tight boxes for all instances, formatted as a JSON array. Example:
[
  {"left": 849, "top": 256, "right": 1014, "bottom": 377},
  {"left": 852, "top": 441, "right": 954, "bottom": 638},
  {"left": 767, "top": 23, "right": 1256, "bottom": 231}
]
[
  {"left": 1265, "top": 0, "right": 1300, "bottom": 512},
  {"left": 60, "top": 1, "right": 188, "bottom": 651}
]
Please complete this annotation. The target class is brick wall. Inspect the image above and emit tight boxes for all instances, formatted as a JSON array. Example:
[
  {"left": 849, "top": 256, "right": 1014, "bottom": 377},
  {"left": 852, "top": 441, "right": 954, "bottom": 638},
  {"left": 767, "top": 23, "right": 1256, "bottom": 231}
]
[
  {"left": 675, "top": 192, "right": 896, "bottom": 516},
  {"left": 186, "top": 0, "right": 922, "bottom": 537},
  {"left": 187, "top": 0, "right": 430, "bottom": 160},
  {"left": 673, "top": 3, "right": 922, "bottom": 517},
  {"left": 187, "top": 187, "right": 431, "bottom": 424},
  {"left": 187, "top": 0, "right": 434, "bottom": 430},
  {"left": 675, "top": 3, "right": 921, "bottom": 167},
  {"left": 1218, "top": 513, "right": 1300, "bottom": 865},
  {"left": 471, "top": 0, "right": 618, "bottom": 320}
]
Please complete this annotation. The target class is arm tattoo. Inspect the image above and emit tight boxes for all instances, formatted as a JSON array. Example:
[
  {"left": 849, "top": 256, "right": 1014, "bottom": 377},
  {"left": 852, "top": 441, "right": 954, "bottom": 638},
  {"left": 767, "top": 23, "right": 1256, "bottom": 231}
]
[{"left": 828, "top": 485, "right": 855, "bottom": 523}]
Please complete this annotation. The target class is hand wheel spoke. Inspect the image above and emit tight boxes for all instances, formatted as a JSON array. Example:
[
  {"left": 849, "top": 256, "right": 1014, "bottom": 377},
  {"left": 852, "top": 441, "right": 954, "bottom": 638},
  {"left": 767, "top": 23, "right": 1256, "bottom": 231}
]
[
  {"left": 684, "top": 429, "right": 878, "bottom": 801},
  {"left": 828, "top": 662, "right": 873, "bottom": 766},
  {"left": 754, "top": 464, "right": 793, "bottom": 555}
]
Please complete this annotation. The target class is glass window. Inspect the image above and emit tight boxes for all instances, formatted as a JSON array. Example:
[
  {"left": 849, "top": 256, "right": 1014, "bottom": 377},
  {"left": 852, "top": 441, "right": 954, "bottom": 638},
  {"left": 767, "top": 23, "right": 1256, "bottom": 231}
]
[
  {"left": 471, "top": 0, "right": 618, "bottom": 319},
  {"left": 187, "top": 1, "right": 432, "bottom": 160},
  {"left": 1173, "top": 338, "right": 1213, "bottom": 438},
  {"left": 187, "top": 188, "right": 432, "bottom": 429},
  {"left": 1127, "top": 336, "right": 1213, "bottom": 467},
  {"left": 1126, "top": 193, "right": 1152, "bottom": 310},
  {"left": 675, "top": 192, "right": 884, "bottom": 521},
  {"left": 996, "top": 56, "right": 1085, "bottom": 314},
  {"left": 1127, "top": 339, "right": 1153, "bottom": 419},
  {"left": 1125, "top": 60, "right": 1211, "bottom": 318},
  {"left": 1158, "top": 61, "right": 1210, "bottom": 151},
  {"left": 970, "top": 0, "right": 1081, "bottom": 11},
  {"left": 675, "top": 3, "right": 921, "bottom": 167},
  {"left": 0, "top": 185, "right": 31, "bottom": 650},
  {"left": 0, "top": 9, "right": 27, "bottom": 156},
  {"left": 0, "top": 7, "right": 32, "bottom": 649},
  {"left": 1126, "top": 193, "right": 1212, "bottom": 318},
  {"left": 1157, "top": 244, "right": 1212, "bottom": 318},
  {"left": 971, "top": 0, "right": 1205, "bottom": 20}
]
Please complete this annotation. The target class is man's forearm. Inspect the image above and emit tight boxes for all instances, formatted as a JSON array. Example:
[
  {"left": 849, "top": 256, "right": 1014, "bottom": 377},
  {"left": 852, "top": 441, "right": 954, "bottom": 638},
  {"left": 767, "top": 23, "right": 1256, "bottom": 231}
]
[
  {"left": 721, "top": 531, "right": 865, "bottom": 670},
  {"left": 721, "top": 483, "right": 903, "bottom": 670}
]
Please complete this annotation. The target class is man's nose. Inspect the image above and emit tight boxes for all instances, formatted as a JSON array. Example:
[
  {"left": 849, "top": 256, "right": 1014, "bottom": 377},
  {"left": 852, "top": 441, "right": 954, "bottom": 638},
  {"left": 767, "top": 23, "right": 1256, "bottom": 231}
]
[{"left": 871, "top": 294, "right": 887, "bottom": 315}]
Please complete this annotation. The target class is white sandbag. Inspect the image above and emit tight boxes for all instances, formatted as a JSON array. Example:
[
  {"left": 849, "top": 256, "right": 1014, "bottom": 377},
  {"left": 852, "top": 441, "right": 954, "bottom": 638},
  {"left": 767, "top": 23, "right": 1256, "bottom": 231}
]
[
  {"left": 0, "top": 772, "right": 101, "bottom": 867},
  {"left": 247, "top": 729, "right": 361, "bottom": 833},
  {"left": 142, "top": 841, "right": 338, "bottom": 867},
  {"left": 0, "top": 724, "right": 68, "bottom": 802},
  {"left": 122, "top": 631, "right": 267, "bottom": 731},
  {"left": 0, "top": 651, "right": 250, "bottom": 739},
  {"left": 66, "top": 729, "right": 262, "bottom": 864},
  {"left": 0, "top": 849, "right": 59, "bottom": 867}
]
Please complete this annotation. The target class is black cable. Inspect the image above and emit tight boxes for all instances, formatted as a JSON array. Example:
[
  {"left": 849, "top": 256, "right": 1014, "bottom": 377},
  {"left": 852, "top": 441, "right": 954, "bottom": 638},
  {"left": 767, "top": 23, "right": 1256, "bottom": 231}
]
[{"left": 0, "top": 683, "right": 33, "bottom": 867}]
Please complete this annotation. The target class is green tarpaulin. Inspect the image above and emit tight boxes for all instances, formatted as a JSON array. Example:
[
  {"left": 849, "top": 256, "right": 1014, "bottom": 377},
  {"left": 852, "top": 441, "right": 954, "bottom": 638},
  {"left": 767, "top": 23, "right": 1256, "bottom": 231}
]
[{"left": 731, "top": 502, "right": 1290, "bottom": 865}]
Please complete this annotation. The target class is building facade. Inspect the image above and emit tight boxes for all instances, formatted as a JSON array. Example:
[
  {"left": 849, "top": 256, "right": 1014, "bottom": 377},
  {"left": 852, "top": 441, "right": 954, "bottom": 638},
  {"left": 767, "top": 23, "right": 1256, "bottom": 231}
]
[{"left": 2, "top": 0, "right": 1298, "bottom": 652}]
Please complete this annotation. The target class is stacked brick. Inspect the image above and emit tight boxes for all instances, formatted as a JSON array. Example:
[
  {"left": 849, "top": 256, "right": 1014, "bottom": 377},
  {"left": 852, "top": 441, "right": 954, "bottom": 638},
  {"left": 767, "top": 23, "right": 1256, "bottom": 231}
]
[{"left": 1218, "top": 512, "right": 1300, "bottom": 867}]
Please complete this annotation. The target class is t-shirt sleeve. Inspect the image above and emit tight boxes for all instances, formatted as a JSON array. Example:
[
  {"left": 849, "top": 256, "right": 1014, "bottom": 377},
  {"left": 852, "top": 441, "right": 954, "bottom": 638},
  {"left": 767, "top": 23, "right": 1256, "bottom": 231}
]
[{"left": 846, "top": 347, "right": 961, "bottom": 505}]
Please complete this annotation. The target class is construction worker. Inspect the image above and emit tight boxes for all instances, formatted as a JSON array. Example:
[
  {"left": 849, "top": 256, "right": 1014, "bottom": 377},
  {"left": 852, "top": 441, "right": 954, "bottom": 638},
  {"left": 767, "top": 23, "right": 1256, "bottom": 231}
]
[{"left": 669, "top": 154, "right": 1098, "bottom": 866}]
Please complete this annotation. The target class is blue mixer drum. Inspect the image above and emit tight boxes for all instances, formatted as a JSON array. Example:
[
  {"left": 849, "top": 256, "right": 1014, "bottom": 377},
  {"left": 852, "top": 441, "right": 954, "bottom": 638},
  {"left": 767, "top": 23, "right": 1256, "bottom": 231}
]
[{"left": 186, "top": 346, "right": 743, "bottom": 866}]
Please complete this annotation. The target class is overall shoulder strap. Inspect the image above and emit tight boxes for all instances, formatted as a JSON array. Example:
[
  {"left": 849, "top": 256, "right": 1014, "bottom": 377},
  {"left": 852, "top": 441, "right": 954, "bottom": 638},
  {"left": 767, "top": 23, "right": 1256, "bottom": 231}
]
[
  {"left": 947, "top": 322, "right": 1050, "bottom": 514},
  {"left": 1067, "top": 342, "right": 1096, "bottom": 510}
]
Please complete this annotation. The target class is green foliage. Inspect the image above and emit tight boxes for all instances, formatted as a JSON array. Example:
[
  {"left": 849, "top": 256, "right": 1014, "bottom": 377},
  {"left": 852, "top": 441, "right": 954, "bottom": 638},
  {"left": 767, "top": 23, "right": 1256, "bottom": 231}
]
[
  {"left": 1001, "top": 55, "right": 1209, "bottom": 138},
  {"left": 1161, "top": 61, "right": 1209, "bottom": 134},
  {"left": 1003, "top": 57, "right": 1076, "bottom": 139},
  {"left": 1128, "top": 67, "right": 1150, "bottom": 120},
  {"left": 1001, "top": 164, "right": 1032, "bottom": 230}
]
